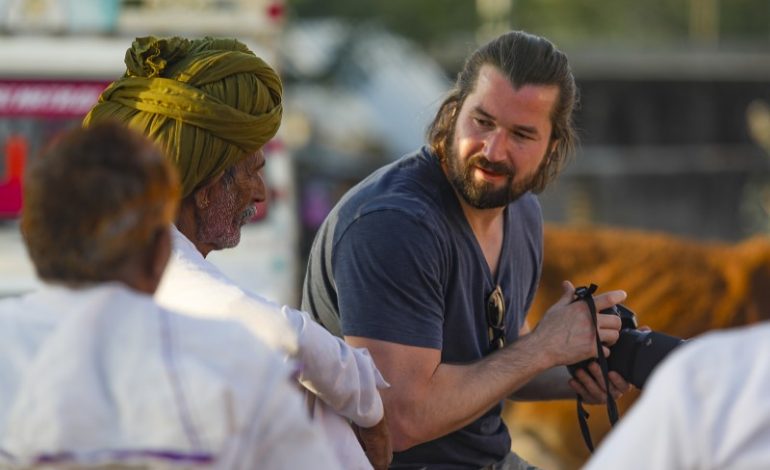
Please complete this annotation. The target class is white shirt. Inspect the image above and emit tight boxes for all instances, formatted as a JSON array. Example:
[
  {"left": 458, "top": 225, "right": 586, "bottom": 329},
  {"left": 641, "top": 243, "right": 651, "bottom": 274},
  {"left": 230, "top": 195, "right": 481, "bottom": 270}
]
[
  {"left": 0, "top": 283, "right": 339, "bottom": 469},
  {"left": 155, "top": 226, "right": 388, "bottom": 468},
  {"left": 585, "top": 323, "right": 770, "bottom": 470}
]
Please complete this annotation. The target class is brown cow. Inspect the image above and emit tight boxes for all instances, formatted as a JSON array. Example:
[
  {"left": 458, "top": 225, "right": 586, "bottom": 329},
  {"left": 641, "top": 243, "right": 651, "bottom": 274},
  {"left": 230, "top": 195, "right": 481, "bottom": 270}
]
[{"left": 505, "top": 223, "right": 770, "bottom": 470}]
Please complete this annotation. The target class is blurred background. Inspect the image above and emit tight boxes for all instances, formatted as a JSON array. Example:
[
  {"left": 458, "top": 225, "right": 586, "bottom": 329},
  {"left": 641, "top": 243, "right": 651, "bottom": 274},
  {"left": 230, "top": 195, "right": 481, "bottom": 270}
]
[{"left": 1, "top": 1, "right": 770, "bottom": 468}]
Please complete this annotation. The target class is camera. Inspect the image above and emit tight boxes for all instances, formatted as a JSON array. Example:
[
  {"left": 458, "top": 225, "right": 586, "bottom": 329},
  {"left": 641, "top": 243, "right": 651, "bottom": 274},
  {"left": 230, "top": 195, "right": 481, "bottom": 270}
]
[{"left": 568, "top": 304, "right": 684, "bottom": 389}]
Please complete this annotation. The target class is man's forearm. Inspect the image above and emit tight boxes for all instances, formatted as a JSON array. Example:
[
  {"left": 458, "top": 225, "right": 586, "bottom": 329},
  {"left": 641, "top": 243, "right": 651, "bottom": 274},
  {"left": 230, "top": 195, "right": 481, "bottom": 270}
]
[
  {"left": 378, "top": 333, "right": 555, "bottom": 450},
  {"left": 508, "top": 365, "right": 575, "bottom": 401}
]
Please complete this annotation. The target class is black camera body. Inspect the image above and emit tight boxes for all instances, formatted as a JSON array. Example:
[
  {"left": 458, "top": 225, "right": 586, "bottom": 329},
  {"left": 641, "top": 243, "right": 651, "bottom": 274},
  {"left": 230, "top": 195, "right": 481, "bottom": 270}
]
[{"left": 568, "top": 304, "right": 684, "bottom": 389}]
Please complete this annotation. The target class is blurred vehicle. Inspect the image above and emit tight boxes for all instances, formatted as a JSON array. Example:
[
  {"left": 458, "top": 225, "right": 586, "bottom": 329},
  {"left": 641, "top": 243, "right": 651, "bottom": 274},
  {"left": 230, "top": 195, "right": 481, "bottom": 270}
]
[
  {"left": 0, "top": 0, "right": 300, "bottom": 304},
  {"left": 279, "top": 19, "right": 450, "bottom": 261}
]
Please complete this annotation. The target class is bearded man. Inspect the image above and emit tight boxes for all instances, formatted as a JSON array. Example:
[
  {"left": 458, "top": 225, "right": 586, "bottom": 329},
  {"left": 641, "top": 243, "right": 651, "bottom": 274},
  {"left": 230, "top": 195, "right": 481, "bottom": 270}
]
[
  {"left": 85, "top": 36, "right": 389, "bottom": 469},
  {"left": 302, "top": 30, "right": 631, "bottom": 469}
]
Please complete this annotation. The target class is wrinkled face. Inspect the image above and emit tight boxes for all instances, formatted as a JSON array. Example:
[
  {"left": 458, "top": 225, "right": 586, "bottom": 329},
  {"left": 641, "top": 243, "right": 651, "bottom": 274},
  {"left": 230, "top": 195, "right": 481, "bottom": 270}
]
[
  {"left": 446, "top": 65, "right": 559, "bottom": 209},
  {"left": 196, "top": 150, "right": 267, "bottom": 250}
]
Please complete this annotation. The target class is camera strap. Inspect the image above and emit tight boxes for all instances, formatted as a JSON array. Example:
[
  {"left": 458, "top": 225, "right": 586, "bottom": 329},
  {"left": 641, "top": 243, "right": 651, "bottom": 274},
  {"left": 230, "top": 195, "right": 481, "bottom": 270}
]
[{"left": 573, "top": 284, "right": 619, "bottom": 452}]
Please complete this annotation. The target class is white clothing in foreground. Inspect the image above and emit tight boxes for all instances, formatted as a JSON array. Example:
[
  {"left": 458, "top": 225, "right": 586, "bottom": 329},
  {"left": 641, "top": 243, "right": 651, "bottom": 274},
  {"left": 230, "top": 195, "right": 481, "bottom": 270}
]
[
  {"left": 0, "top": 283, "right": 338, "bottom": 469},
  {"left": 156, "top": 227, "right": 299, "bottom": 356},
  {"left": 585, "top": 323, "right": 770, "bottom": 470},
  {"left": 155, "top": 226, "right": 387, "bottom": 468}
]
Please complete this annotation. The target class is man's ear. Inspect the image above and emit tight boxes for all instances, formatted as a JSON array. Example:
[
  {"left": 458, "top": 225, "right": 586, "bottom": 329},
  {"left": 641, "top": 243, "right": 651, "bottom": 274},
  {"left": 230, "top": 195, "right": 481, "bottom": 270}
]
[
  {"left": 192, "top": 172, "right": 224, "bottom": 210},
  {"left": 193, "top": 188, "right": 208, "bottom": 210}
]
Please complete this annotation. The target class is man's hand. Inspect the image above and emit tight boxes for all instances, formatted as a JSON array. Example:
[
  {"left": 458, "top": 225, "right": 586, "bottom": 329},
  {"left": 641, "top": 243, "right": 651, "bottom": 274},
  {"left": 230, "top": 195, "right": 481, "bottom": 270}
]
[
  {"left": 353, "top": 415, "right": 393, "bottom": 470},
  {"left": 532, "top": 281, "right": 626, "bottom": 367},
  {"left": 568, "top": 361, "right": 631, "bottom": 404}
]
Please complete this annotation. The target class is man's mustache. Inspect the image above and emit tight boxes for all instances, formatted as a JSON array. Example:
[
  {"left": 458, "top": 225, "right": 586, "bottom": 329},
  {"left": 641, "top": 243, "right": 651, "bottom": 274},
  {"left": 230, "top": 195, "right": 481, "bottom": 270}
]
[
  {"left": 467, "top": 155, "right": 514, "bottom": 178},
  {"left": 240, "top": 205, "right": 257, "bottom": 223}
]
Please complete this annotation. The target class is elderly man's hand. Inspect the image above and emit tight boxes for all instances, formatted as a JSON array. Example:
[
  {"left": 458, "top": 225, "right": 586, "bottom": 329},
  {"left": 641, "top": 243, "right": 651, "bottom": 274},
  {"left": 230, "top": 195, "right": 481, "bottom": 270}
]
[{"left": 353, "top": 415, "right": 392, "bottom": 470}]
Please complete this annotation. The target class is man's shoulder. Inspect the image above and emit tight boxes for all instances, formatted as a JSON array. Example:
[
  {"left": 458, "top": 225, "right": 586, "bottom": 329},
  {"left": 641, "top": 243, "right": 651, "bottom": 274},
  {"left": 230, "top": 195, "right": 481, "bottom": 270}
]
[
  {"left": 162, "top": 230, "right": 276, "bottom": 312},
  {"left": 85, "top": 285, "right": 290, "bottom": 382},
  {"left": 158, "top": 236, "right": 298, "bottom": 354},
  {"left": 102, "top": 291, "right": 292, "bottom": 385},
  {"left": 334, "top": 148, "right": 451, "bottom": 231},
  {"left": 162, "top": 305, "right": 288, "bottom": 364}
]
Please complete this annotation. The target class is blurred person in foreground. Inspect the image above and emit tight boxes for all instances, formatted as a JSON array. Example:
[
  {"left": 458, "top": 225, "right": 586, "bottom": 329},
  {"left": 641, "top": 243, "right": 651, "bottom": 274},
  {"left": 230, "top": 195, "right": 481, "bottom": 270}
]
[
  {"left": 84, "top": 36, "right": 390, "bottom": 469},
  {"left": 584, "top": 321, "right": 770, "bottom": 469},
  {"left": 0, "top": 122, "right": 338, "bottom": 469},
  {"left": 302, "top": 30, "right": 631, "bottom": 469}
]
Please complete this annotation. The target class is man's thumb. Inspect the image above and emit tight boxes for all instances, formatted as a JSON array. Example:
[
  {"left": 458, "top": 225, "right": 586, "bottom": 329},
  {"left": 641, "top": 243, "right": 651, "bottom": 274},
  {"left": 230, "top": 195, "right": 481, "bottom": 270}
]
[{"left": 556, "top": 280, "right": 576, "bottom": 306}]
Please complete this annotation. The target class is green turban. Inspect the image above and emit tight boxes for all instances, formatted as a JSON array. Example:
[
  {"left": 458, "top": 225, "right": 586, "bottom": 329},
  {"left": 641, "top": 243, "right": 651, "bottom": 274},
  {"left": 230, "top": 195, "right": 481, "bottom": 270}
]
[{"left": 84, "top": 36, "right": 283, "bottom": 197}]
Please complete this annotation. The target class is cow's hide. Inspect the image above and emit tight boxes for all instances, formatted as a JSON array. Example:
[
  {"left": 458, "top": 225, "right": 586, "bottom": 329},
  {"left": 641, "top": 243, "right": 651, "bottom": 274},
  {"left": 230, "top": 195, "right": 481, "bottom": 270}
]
[{"left": 504, "top": 224, "right": 770, "bottom": 470}]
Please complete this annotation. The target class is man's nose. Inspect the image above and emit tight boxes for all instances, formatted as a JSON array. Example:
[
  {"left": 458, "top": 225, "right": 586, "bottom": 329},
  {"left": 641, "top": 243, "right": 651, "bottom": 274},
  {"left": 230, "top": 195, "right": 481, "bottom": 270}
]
[
  {"left": 254, "top": 174, "right": 268, "bottom": 203},
  {"left": 483, "top": 130, "right": 508, "bottom": 162}
]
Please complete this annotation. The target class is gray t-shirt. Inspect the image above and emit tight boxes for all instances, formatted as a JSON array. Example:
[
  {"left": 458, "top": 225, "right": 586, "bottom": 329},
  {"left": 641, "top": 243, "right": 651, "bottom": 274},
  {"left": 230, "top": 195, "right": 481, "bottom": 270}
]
[{"left": 302, "top": 147, "right": 543, "bottom": 469}]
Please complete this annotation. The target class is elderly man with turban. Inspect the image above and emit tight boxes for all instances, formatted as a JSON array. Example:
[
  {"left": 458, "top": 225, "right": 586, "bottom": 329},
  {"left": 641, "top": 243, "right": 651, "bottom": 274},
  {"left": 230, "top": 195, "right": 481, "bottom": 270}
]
[
  {"left": 0, "top": 122, "right": 338, "bottom": 469},
  {"left": 84, "top": 36, "right": 390, "bottom": 469}
]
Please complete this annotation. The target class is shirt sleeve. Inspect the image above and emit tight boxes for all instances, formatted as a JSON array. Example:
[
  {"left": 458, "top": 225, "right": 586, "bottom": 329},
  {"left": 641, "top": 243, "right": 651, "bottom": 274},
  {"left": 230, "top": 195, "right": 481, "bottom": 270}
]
[
  {"left": 333, "top": 210, "right": 445, "bottom": 349},
  {"left": 281, "top": 305, "right": 389, "bottom": 427}
]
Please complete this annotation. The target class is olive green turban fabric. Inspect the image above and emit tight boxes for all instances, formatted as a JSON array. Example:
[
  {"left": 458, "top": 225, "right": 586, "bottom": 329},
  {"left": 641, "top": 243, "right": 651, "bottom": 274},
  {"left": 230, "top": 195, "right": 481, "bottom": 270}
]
[{"left": 84, "top": 36, "right": 283, "bottom": 197}]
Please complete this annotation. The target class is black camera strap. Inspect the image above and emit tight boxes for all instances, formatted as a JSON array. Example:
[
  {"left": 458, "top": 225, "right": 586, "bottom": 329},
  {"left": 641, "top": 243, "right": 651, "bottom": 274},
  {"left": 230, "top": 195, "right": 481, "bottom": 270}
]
[{"left": 573, "top": 284, "right": 619, "bottom": 452}]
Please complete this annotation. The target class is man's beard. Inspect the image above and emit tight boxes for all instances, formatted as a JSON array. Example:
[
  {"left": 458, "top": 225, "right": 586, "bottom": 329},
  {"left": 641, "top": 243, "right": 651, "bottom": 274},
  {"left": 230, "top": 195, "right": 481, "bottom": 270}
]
[
  {"left": 445, "top": 144, "right": 544, "bottom": 209},
  {"left": 195, "top": 190, "right": 254, "bottom": 251}
]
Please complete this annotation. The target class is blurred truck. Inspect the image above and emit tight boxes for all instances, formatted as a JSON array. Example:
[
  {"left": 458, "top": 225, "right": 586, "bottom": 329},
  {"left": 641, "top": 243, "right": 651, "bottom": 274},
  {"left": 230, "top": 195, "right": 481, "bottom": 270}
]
[{"left": 0, "top": 0, "right": 300, "bottom": 304}]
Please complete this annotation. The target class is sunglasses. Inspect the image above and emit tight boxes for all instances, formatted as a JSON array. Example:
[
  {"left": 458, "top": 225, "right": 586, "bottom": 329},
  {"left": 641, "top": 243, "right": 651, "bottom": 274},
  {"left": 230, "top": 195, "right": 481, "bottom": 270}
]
[{"left": 486, "top": 285, "right": 506, "bottom": 352}]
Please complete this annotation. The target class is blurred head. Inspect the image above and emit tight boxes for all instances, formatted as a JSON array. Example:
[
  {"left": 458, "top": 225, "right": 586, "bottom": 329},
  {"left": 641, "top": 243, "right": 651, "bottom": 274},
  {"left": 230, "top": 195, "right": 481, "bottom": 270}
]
[
  {"left": 84, "top": 36, "right": 282, "bottom": 253},
  {"left": 22, "top": 122, "right": 180, "bottom": 291},
  {"left": 427, "top": 31, "right": 578, "bottom": 207}
]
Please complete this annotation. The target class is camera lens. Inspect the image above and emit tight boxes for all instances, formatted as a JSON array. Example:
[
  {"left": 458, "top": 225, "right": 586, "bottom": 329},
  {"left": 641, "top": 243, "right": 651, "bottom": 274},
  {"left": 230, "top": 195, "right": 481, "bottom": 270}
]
[{"left": 609, "top": 330, "right": 684, "bottom": 388}]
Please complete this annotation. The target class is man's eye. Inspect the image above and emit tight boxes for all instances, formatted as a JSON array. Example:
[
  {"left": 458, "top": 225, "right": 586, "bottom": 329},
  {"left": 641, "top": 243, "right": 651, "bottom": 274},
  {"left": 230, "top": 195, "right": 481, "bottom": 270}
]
[
  {"left": 473, "top": 117, "right": 492, "bottom": 128},
  {"left": 512, "top": 128, "right": 539, "bottom": 140}
]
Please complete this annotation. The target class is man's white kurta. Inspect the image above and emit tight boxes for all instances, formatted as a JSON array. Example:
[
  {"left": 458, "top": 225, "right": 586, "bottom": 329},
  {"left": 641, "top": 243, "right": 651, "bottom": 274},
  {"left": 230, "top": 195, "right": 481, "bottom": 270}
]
[
  {"left": 0, "top": 283, "right": 338, "bottom": 469},
  {"left": 155, "top": 226, "right": 387, "bottom": 469},
  {"left": 585, "top": 322, "right": 770, "bottom": 470}
]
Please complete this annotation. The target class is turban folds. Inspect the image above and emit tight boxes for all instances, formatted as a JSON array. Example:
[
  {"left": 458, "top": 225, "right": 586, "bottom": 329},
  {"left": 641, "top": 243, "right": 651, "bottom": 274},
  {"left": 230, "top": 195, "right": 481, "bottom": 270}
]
[{"left": 84, "top": 36, "right": 283, "bottom": 197}]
